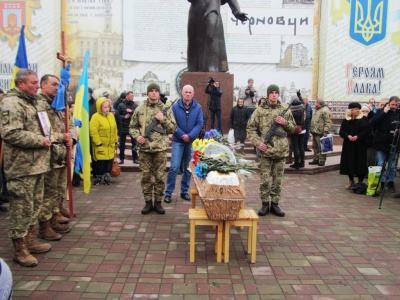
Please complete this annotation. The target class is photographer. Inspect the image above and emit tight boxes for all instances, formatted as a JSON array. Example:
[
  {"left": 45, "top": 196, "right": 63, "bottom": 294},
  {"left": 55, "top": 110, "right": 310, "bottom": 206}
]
[
  {"left": 369, "top": 96, "right": 400, "bottom": 193},
  {"left": 239, "top": 78, "right": 258, "bottom": 119},
  {"left": 205, "top": 78, "right": 223, "bottom": 133}
]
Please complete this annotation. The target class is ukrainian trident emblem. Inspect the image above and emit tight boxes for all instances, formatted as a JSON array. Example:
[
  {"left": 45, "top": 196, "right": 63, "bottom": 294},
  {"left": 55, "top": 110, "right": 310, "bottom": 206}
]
[{"left": 350, "top": 0, "right": 388, "bottom": 46}]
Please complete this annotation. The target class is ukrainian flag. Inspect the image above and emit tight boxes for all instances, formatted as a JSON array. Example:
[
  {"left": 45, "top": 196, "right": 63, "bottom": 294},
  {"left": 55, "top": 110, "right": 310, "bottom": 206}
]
[
  {"left": 73, "top": 50, "right": 91, "bottom": 194},
  {"left": 10, "top": 25, "right": 28, "bottom": 89}
]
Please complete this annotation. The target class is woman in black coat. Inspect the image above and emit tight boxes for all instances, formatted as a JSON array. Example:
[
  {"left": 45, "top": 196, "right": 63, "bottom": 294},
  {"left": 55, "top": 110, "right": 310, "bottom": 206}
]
[
  {"left": 339, "top": 102, "right": 369, "bottom": 189},
  {"left": 229, "top": 98, "right": 248, "bottom": 143}
]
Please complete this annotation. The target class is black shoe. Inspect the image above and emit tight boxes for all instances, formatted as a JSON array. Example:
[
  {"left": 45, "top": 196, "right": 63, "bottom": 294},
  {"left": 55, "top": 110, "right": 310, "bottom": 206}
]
[
  {"left": 164, "top": 196, "right": 171, "bottom": 203},
  {"left": 180, "top": 193, "right": 190, "bottom": 201},
  {"left": 387, "top": 182, "right": 395, "bottom": 193},
  {"left": 104, "top": 173, "right": 111, "bottom": 185},
  {"left": 94, "top": 176, "right": 102, "bottom": 186},
  {"left": 289, "top": 163, "right": 299, "bottom": 169},
  {"left": 258, "top": 202, "right": 269, "bottom": 216},
  {"left": 270, "top": 202, "right": 285, "bottom": 217},
  {"left": 394, "top": 193, "right": 400, "bottom": 198},
  {"left": 298, "top": 161, "right": 305, "bottom": 168},
  {"left": 304, "top": 148, "right": 312, "bottom": 152},
  {"left": 119, "top": 160, "right": 124, "bottom": 164},
  {"left": 318, "top": 161, "right": 325, "bottom": 166},
  {"left": 0, "top": 195, "right": 9, "bottom": 203},
  {"left": 154, "top": 201, "right": 165, "bottom": 214},
  {"left": 309, "top": 160, "right": 319, "bottom": 165},
  {"left": 0, "top": 204, "right": 8, "bottom": 213},
  {"left": 133, "top": 159, "right": 140, "bottom": 164},
  {"left": 141, "top": 201, "right": 153, "bottom": 214}
]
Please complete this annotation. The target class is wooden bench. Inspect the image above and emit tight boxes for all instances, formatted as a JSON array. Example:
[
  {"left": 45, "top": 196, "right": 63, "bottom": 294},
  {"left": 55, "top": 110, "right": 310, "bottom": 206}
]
[
  {"left": 223, "top": 209, "right": 259, "bottom": 264},
  {"left": 189, "top": 208, "right": 223, "bottom": 263}
]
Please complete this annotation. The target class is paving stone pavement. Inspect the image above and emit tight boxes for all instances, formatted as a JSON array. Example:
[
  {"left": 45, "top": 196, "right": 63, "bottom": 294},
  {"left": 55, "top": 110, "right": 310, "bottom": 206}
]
[{"left": 1, "top": 170, "right": 400, "bottom": 300}]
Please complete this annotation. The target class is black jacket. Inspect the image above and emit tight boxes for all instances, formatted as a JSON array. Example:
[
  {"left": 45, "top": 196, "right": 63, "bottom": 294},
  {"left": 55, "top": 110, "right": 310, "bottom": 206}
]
[
  {"left": 117, "top": 100, "right": 138, "bottom": 135},
  {"left": 205, "top": 84, "right": 223, "bottom": 111},
  {"left": 369, "top": 108, "right": 400, "bottom": 153}
]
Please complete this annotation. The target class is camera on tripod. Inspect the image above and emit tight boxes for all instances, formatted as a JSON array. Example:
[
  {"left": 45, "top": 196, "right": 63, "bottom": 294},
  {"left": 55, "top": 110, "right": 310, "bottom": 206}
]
[
  {"left": 208, "top": 77, "right": 216, "bottom": 85},
  {"left": 160, "top": 93, "right": 168, "bottom": 104}
]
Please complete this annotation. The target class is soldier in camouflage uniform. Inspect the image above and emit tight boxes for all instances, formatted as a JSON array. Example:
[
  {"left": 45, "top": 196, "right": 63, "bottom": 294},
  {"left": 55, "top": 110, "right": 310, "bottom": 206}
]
[
  {"left": 129, "top": 83, "right": 177, "bottom": 214},
  {"left": 1, "top": 69, "right": 52, "bottom": 267},
  {"left": 309, "top": 99, "right": 333, "bottom": 166},
  {"left": 247, "top": 84, "right": 296, "bottom": 217},
  {"left": 36, "top": 74, "right": 77, "bottom": 241}
]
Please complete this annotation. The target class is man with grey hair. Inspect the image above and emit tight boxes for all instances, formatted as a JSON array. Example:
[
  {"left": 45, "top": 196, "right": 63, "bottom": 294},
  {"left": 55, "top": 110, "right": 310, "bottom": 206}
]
[
  {"left": 309, "top": 99, "right": 332, "bottom": 166},
  {"left": 1, "top": 68, "right": 52, "bottom": 267}
]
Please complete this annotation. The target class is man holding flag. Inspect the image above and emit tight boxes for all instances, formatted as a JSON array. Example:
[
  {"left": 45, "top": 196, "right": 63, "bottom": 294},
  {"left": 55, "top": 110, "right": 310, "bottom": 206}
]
[
  {"left": 1, "top": 69, "right": 52, "bottom": 267},
  {"left": 36, "top": 74, "right": 77, "bottom": 241}
]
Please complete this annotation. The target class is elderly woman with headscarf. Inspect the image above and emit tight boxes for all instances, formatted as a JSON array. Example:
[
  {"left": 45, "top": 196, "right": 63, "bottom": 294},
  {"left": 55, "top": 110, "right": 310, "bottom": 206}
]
[
  {"left": 90, "top": 97, "right": 119, "bottom": 186},
  {"left": 339, "top": 102, "right": 369, "bottom": 190}
]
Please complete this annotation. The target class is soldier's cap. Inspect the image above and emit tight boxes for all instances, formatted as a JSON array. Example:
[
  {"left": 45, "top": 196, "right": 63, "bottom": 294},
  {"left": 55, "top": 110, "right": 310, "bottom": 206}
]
[
  {"left": 147, "top": 83, "right": 160, "bottom": 94},
  {"left": 267, "top": 84, "right": 280, "bottom": 95},
  {"left": 248, "top": 78, "right": 254, "bottom": 83}
]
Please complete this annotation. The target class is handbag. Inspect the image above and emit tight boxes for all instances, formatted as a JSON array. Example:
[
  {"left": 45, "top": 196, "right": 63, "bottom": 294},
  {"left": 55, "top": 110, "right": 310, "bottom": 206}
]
[
  {"left": 110, "top": 146, "right": 121, "bottom": 177},
  {"left": 292, "top": 106, "right": 305, "bottom": 134},
  {"left": 292, "top": 125, "right": 302, "bottom": 134}
]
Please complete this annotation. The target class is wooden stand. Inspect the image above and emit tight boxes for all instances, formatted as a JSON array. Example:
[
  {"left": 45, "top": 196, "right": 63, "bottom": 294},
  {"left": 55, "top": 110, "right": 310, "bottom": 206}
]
[
  {"left": 223, "top": 209, "right": 259, "bottom": 264},
  {"left": 189, "top": 208, "right": 223, "bottom": 263},
  {"left": 189, "top": 188, "right": 259, "bottom": 263}
]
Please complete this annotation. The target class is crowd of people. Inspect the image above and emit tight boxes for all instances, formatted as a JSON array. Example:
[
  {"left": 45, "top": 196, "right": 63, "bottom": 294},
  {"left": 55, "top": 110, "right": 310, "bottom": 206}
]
[{"left": 1, "top": 68, "right": 399, "bottom": 270}]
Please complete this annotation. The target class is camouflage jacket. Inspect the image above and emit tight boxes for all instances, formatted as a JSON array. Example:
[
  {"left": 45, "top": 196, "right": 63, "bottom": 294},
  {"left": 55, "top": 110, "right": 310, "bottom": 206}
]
[
  {"left": 247, "top": 101, "right": 296, "bottom": 159},
  {"left": 129, "top": 99, "right": 177, "bottom": 152},
  {"left": 0, "top": 88, "right": 51, "bottom": 179},
  {"left": 310, "top": 104, "right": 332, "bottom": 135},
  {"left": 37, "top": 93, "right": 78, "bottom": 168}
]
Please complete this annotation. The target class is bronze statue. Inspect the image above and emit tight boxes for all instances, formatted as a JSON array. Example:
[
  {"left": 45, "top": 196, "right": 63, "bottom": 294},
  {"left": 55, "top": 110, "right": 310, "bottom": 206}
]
[{"left": 187, "top": 0, "right": 248, "bottom": 72}]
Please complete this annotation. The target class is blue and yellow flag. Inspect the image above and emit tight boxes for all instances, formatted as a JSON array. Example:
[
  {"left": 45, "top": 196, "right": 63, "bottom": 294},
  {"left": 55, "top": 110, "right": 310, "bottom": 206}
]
[
  {"left": 10, "top": 25, "right": 28, "bottom": 89},
  {"left": 73, "top": 50, "right": 91, "bottom": 194}
]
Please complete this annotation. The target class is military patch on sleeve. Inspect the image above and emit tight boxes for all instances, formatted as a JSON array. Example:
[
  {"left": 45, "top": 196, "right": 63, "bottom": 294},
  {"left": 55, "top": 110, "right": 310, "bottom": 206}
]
[{"left": 2, "top": 110, "right": 9, "bottom": 125}]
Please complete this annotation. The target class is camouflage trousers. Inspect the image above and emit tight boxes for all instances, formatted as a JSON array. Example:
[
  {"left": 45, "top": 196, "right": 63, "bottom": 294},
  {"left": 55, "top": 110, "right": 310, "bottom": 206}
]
[
  {"left": 8, "top": 174, "right": 44, "bottom": 239},
  {"left": 140, "top": 151, "right": 167, "bottom": 202},
  {"left": 38, "top": 167, "right": 67, "bottom": 222},
  {"left": 312, "top": 133, "right": 326, "bottom": 162},
  {"left": 259, "top": 157, "right": 285, "bottom": 203}
]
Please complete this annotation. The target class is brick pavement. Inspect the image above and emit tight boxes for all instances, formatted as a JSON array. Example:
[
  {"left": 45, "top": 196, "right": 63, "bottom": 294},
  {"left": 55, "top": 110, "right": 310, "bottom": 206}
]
[{"left": 1, "top": 170, "right": 400, "bottom": 300}]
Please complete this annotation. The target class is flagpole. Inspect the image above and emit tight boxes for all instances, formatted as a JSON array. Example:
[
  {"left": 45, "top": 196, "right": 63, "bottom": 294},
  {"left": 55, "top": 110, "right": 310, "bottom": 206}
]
[{"left": 57, "top": 31, "right": 75, "bottom": 218}]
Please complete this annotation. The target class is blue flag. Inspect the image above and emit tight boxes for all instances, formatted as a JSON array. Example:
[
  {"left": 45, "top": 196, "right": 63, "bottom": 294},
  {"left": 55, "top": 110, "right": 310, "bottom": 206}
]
[{"left": 10, "top": 25, "right": 28, "bottom": 89}]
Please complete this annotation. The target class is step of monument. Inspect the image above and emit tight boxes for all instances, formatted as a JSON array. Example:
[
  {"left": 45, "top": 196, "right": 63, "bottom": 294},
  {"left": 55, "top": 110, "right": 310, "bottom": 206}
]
[{"left": 120, "top": 145, "right": 342, "bottom": 174}]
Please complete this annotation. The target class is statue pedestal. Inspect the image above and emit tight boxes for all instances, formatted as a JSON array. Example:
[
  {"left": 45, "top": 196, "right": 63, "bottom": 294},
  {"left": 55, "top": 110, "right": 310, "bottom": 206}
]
[{"left": 181, "top": 72, "right": 234, "bottom": 135}]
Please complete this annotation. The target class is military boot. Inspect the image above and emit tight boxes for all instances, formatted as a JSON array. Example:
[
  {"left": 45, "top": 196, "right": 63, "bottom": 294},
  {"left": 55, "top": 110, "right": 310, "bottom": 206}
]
[
  {"left": 104, "top": 173, "right": 111, "bottom": 185},
  {"left": 141, "top": 201, "right": 153, "bottom": 214},
  {"left": 270, "top": 202, "right": 285, "bottom": 217},
  {"left": 26, "top": 225, "right": 52, "bottom": 252},
  {"left": 37, "top": 221, "right": 62, "bottom": 241},
  {"left": 12, "top": 237, "right": 37, "bottom": 267},
  {"left": 258, "top": 202, "right": 270, "bottom": 216},
  {"left": 153, "top": 201, "right": 165, "bottom": 214},
  {"left": 53, "top": 212, "right": 69, "bottom": 224},
  {"left": 50, "top": 214, "right": 71, "bottom": 234},
  {"left": 59, "top": 198, "right": 70, "bottom": 218}
]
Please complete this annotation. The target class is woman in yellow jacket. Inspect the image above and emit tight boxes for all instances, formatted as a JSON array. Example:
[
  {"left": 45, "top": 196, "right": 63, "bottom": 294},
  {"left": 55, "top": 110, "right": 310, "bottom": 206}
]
[{"left": 90, "top": 97, "right": 119, "bottom": 185}]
